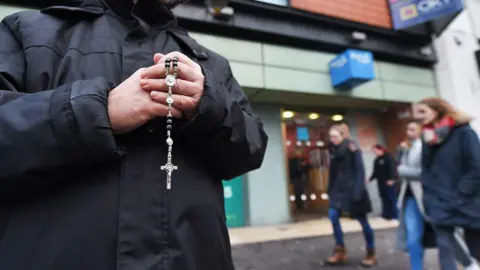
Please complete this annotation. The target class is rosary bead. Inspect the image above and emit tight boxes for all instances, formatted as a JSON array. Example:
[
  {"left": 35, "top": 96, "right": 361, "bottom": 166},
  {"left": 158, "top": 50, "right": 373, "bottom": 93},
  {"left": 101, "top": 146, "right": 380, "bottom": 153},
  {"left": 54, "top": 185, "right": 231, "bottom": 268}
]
[
  {"left": 167, "top": 125, "right": 172, "bottom": 130},
  {"left": 167, "top": 119, "right": 172, "bottom": 124}
]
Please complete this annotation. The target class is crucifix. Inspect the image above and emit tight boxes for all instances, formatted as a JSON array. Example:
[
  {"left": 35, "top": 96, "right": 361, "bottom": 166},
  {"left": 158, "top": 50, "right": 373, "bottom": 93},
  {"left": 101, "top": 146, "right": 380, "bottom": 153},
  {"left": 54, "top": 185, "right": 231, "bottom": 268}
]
[
  {"left": 161, "top": 153, "right": 178, "bottom": 190},
  {"left": 161, "top": 57, "right": 179, "bottom": 190}
]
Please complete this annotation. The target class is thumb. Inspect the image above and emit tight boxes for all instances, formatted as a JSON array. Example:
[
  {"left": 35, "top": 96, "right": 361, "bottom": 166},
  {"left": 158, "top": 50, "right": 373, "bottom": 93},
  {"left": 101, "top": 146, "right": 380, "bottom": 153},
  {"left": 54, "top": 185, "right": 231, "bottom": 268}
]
[{"left": 153, "top": 53, "right": 164, "bottom": 64}]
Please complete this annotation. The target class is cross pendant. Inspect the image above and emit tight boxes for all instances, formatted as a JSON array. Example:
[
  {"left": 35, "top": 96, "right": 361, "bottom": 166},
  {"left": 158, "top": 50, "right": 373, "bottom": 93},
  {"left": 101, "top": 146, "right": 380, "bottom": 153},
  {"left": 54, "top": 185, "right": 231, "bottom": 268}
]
[{"left": 161, "top": 162, "right": 178, "bottom": 190}]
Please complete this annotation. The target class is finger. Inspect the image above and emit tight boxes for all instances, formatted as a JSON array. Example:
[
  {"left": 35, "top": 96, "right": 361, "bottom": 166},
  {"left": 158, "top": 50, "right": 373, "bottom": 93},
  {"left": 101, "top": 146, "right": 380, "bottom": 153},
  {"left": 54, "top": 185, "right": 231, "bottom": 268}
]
[
  {"left": 150, "top": 91, "right": 197, "bottom": 112},
  {"left": 147, "top": 101, "right": 183, "bottom": 119},
  {"left": 141, "top": 62, "right": 201, "bottom": 82},
  {"left": 153, "top": 53, "right": 164, "bottom": 64},
  {"left": 140, "top": 78, "right": 199, "bottom": 97},
  {"left": 161, "top": 51, "right": 200, "bottom": 71}
]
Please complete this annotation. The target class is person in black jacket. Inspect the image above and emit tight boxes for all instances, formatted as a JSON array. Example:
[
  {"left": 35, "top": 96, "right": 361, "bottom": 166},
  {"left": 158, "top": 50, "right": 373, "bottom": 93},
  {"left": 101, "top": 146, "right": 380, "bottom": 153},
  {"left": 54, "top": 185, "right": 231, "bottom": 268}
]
[
  {"left": 289, "top": 147, "right": 309, "bottom": 211},
  {"left": 0, "top": 1, "right": 268, "bottom": 270},
  {"left": 416, "top": 97, "right": 480, "bottom": 270},
  {"left": 370, "top": 144, "right": 398, "bottom": 220},
  {"left": 324, "top": 125, "right": 376, "bottom": 268}
]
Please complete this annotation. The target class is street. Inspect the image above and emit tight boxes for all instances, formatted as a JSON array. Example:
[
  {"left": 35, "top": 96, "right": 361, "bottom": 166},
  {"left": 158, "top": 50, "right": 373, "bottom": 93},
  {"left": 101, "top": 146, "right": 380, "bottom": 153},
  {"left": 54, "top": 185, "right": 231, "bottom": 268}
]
[{"left": 232, "top": 229, "right": 439, "bottom": 270}]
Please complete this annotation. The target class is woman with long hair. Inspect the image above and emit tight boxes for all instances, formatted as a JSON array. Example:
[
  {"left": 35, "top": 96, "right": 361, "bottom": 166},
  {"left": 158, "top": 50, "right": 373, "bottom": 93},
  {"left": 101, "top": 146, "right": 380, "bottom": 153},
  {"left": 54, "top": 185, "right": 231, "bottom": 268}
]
[
  {"left": 396, "top": 120, "right": 455, "bottom": 270},
  {"left": 416, "top": 97, "right": 480, "bottom": 270},
  {"left": 324, "top": 125, "right": 376, "bottom": 267},
  {"left": 370, "top": 144, "right": 398, "bottom": 220}
]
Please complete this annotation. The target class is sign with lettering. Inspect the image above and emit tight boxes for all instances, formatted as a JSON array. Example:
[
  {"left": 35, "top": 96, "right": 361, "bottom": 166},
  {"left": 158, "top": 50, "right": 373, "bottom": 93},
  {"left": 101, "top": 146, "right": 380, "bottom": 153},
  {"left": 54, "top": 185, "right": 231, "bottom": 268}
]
[
  {"left": 390, "top": 0, "right": 464, "bottom": 30},
  {"left": 329, "top": 49, "right": 375, "bottom": 90}
]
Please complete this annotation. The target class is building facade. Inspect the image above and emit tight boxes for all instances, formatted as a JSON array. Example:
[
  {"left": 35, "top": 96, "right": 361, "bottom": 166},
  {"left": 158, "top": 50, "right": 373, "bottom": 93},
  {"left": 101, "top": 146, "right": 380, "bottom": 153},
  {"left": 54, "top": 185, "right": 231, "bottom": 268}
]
[
  {"left": 434, "top": 0, "right": 480, "bottom": 133},
  {"left": 0, "top": 0, "right": 450, "bottom": 227}
]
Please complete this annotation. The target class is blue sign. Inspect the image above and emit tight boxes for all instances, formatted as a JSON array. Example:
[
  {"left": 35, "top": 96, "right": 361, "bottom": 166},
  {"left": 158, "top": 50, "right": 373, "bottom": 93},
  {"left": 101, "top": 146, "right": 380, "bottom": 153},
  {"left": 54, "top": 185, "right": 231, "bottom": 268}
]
[
  {"left": 328, "top": 49, "right": 375, "bottom": 90},
  {"left": 390, "top": 0, "right": 464, "bottom": 30},
  {"left": 296, "top": 127, "right": 310, "bottom": 141}
]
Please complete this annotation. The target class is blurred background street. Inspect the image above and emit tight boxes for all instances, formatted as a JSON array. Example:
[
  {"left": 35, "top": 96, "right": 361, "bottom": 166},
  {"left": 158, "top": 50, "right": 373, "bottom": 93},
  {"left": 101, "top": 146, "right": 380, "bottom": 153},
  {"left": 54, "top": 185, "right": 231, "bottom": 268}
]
[{"left": 229, "top": 219, "right": 439, "bottom": 270}]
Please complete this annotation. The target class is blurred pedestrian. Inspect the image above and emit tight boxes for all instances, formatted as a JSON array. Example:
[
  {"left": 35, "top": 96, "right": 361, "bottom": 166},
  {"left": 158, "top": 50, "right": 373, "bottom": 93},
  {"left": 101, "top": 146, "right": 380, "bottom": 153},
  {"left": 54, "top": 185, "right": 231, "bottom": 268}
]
[
  {"left": 289, "top": 147, "right": 309, "bottom": 211},
  {"left": 324, "top": 125, "right": 376, "bottom": 267},
  {"left": 417, "top": 97, "right": 480, "bottom": 270},
  {"left": 396, "top": 120, "right": 455, "bottom": 270},
  {"left": 370, "top": 144, "right": 398, "bottom": 220}
]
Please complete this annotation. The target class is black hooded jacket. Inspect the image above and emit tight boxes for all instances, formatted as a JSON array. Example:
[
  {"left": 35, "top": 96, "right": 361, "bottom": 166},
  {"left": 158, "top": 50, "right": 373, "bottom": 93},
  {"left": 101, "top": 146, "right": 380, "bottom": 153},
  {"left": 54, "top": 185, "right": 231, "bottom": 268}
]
[{"left": 0, "top": 1, "right": 268, "bottom": 269}]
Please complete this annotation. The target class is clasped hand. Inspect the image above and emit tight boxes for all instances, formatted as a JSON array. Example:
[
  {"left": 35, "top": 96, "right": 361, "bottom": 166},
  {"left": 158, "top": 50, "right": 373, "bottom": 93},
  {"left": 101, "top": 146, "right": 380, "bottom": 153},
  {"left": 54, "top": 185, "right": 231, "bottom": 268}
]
[
  {"left": 108, "top": 52, "right": 204, "bottom": 134},
  {"left": 141, "top": 52, "right": 204, "bottom": 117}
]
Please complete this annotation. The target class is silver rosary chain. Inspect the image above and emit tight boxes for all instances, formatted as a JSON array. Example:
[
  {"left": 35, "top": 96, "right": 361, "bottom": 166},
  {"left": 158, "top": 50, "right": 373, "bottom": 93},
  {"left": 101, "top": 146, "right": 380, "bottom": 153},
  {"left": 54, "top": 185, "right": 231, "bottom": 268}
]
[{"left": 161, "top": 57, "right": 179, "bottom": 190}]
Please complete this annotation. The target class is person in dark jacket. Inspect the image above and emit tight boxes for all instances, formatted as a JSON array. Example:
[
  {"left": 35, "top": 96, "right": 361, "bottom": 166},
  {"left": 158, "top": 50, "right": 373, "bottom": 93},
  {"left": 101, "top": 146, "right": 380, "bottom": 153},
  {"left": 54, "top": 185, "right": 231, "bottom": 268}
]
[
  {"left": 416, "top": 97, "right": 480, "bottom": 270},
  {"left": 289, "top": 147, "right": 308, "bottom": 211},
  {"left": 396, "top": 120, "right": 456, "bottom": 270},
  {"left": 324, "top": 125, "right": 376, "bottom": 268},
  {"left": 0, "top": 1, "right": 268, "bottom": 270},
  {"left": 370, "top": 144, "right": 398, "bottom": 220}
]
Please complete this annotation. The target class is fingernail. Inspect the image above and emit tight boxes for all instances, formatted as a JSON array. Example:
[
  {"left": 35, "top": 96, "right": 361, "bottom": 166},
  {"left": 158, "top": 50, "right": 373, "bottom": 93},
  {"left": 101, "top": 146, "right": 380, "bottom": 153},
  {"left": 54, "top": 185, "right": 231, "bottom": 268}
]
[
  {"left": 150, "top": 91, "right": 159, "bottom": 97},
  {"left": 140, "top": 79, "right": 148, "bottom": 86}
]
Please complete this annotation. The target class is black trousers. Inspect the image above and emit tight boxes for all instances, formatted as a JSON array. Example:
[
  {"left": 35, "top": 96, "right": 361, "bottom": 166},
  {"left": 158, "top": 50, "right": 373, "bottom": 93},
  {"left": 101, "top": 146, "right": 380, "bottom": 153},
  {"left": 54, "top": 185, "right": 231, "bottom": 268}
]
[
  {"left": 378, "top": 183, "right": 397, "bottom": 219},
  {"left": 292, "top": 179, "right": 305, "bottom": 211},
  {"left": 466, "top": 229, "right": 480, "bottom": 261}
]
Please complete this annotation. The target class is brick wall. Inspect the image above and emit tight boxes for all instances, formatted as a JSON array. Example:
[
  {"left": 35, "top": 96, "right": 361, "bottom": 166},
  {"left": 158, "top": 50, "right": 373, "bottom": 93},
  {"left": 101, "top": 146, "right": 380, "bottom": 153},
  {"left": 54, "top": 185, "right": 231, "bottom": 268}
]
[
  {"left": 290, "top": 0, "right": 393, "bottom": 29},
  {"left": 378, "top": 104, "right": 413, "bottom": 154}
]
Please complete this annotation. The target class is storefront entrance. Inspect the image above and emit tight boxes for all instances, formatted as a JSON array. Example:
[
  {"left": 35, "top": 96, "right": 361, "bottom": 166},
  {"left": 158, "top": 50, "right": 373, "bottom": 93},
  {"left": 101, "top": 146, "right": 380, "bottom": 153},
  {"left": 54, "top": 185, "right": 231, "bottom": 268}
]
[
  {"left": 282, "top": 103, "right": 412, "bottom": 222},
  {"left": 282, "top": 110, "right": 344, "bottom": 221}
]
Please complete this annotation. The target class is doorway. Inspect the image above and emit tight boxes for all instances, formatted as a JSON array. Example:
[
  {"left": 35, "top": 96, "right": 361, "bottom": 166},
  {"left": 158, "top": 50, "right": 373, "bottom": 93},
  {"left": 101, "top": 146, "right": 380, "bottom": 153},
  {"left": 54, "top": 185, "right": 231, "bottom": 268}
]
[{"left": 282, "top": 110, "right": 344, "bottom": 222}]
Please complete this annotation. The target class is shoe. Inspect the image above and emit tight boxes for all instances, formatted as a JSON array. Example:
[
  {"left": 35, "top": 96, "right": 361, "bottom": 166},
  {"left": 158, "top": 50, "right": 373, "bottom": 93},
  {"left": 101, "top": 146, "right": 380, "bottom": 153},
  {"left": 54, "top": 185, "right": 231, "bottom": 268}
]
[
  {"left": 324, "top": 245, "right": 347, "bottom": 265},
  {"left": 360, "top": 248, "right": 377, "bottom": 268}
]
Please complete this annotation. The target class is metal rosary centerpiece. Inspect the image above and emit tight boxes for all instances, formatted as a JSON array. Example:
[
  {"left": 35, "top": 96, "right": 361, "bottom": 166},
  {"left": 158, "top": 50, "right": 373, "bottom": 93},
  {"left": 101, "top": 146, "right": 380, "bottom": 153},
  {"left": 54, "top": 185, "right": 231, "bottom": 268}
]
[{"left": 161, "top": 57, "right": 179, "bottom": 190}]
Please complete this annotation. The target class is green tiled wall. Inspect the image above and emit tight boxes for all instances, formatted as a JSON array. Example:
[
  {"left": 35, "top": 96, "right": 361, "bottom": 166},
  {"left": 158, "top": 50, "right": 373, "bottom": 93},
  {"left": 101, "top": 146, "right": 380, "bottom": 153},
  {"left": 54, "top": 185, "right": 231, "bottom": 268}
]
[
  {"left": 0, "top": 5, "right": 31, "bottom": 18},
  {"left": 0, "top": 6, "right": 437, "bottom": 103},
  {"left": 190, "top": 33, "right": 437, "bottom": 103}
]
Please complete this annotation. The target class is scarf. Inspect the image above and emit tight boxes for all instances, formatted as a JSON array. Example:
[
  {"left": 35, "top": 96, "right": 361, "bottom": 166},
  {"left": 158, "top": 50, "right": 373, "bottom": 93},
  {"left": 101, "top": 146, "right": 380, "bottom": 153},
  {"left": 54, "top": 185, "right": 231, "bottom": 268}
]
[
  {"left": 329, "top": 139, "right": 351, "bottom": 160},
  {"left": 422, "top": 116, "right": 456, "bottom": 145}
]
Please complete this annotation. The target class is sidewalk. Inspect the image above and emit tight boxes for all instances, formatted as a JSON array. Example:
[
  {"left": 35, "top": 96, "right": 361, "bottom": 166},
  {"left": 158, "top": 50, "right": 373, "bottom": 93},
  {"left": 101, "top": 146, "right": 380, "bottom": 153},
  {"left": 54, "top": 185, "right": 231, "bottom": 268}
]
[
  {"left": 229, "top": 218, "right": 440, "bottom": 270},
  {"left": 229, "top": 217, "right": 399, "bottom": 246}
]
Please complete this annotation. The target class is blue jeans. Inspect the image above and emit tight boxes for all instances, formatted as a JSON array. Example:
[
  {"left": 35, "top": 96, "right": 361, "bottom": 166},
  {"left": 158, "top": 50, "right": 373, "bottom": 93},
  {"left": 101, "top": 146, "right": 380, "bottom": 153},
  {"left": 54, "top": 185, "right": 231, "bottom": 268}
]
[
  {"left": 435, "top": 226, "right": 476, "bottom": 270},
  {"left": 403, "top": 197, "right": 424, "bottom": 270},
  {"left": 328, "top": 208, "right": 375, "bottom": 249}
]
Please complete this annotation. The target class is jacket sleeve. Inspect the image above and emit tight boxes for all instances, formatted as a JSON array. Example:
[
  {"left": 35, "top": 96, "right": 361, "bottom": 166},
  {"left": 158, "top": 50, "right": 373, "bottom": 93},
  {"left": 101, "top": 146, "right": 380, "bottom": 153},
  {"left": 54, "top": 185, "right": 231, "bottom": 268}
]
[
  {"left": 397, "top": 142, "right": 422, "bottom": 179},
  {"left": 395, "top": 147, "right": 404, "bottom": 163},
  {"left": 386, "top": 154, "right": 398, "bottom": 180},
  {"left": 353, "top": 149, "right": 366, "bottom": 200},
  {"left": 458, "top": 127, "right": 480, "bottom": 197},
  {"left": 327, "top": 158, "right": 337, "bottom": 194},
  {"left": 369, "top": 158, "right": 377, "bottom": 181},
  {"left": 0, "top": 19, "right": 119, "bottom": 198},
  {"left": 179, "top": 62, "right": 268, "bottom": 180}
]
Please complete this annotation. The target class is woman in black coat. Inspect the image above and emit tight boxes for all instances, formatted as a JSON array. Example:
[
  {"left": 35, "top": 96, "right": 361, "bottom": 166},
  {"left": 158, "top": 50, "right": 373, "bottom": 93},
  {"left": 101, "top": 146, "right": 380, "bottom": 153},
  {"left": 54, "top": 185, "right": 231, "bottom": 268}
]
[
  {"left": 416, "top": 97, "right": 480, "bottom": 270},
  {"left": 324, "top": 125, "right": 376, "bottom": 268},
  {"left": 370, "top": 144, "right": 398, "bottom": 220}
]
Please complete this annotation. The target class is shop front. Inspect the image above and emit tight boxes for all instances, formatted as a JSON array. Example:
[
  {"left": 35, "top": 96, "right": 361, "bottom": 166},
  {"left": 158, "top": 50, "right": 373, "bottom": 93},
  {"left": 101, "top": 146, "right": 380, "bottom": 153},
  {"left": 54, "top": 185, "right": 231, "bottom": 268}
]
[{"left": 279, "top": 102, "right": 413, "bottom": 223}]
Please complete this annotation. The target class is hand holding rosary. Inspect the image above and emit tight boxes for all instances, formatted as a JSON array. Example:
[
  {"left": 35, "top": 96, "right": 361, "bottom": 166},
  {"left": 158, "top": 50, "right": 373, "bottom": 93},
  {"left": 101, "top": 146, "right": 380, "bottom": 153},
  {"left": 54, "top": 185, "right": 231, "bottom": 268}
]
[
  {"left": 160, "top": 57, "right": 179, "bottom": 190},
  {"left": 141, "top": 53, "right": 205, "bottom": 190}
]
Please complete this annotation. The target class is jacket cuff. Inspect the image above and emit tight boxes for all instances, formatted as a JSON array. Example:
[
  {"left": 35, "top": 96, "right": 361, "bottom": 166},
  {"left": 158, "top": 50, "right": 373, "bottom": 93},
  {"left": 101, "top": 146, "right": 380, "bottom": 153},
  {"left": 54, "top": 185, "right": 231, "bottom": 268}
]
[
  {"left": 179, "top": 66, "right": 228, "bottom": 139},
  {"left": 50, "top": 77, "right": 119, "bottom": 161}
]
